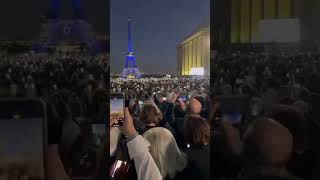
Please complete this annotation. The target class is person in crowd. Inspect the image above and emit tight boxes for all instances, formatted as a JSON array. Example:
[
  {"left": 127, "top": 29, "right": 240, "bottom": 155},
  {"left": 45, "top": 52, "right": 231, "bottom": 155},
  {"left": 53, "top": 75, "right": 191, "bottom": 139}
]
[
  {"left": 241, "top": 118, "right": 299, "bottom": 180},
  {"left": 211, "top": 48, "right": 320, "bottom": 180},
  {"left": 0, "top": 51, "right": 109, "bottom": 179},
  {"left": 183, "top": 115, "right": 210, "bottom": 180},
  {"left": 140, "top": 100, "right": 176, "bottom": 135},
  {"left": 142, "top": 127, "right": 192, "bottom": 180},
  {"left": 188, "top": 98, "right": 202, "bottom": 115},
  {"left": 110, "top": 108, "right": 162, "bottom": 180},
  {"left": 268, "top": 104, "right": 316, "bottom": 179},
  {"left": 137, "top": 101, "right": 163, "bottom": 134}
]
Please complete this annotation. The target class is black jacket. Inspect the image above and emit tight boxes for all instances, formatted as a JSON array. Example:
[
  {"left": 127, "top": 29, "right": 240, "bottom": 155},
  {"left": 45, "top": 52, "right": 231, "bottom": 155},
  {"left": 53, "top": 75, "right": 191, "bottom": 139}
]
[{"left": 184, "top": 145, "right": 210, "bottom": 180}]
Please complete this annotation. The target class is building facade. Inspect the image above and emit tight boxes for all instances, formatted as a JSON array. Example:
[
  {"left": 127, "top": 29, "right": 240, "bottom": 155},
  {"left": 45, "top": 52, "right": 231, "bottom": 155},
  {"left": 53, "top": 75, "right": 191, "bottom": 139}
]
[
  {"left": 230, "top": 0, "right": 297, "bottom": 43},
  {"left": 177, "top": 26, "right": 210, "bottom": 76}
]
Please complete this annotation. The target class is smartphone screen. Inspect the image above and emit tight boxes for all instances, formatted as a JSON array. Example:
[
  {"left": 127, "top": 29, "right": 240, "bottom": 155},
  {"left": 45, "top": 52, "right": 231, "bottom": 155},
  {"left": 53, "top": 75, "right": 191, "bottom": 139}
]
[
  {"left": 0, "top": 99, "right": 47, "bottom": 179},
  {"left": 138, "top": 101, "right": 144, "bottom": 108},
  {"left": 110, "top": 160, "right": 129, "bottom": 178},
  {"left": 110, "top": 93, "right": 125, "bottom": 127},
  {"left": 179, "top": 95, "right": 188, "bottom": 101},
  {"left": 162, "top": 97, "right": 167, "bottom": 101},
  {"left": 222, "top": 112, "right": 242, "bottom": 125}
]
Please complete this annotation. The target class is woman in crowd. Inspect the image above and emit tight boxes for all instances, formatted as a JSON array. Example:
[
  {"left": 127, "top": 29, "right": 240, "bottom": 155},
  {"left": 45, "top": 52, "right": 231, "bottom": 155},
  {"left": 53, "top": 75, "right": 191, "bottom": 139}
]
[
  {"left": 138, "top": 101, "right": 163, "bottom": 134},
  {"left": 183, "top": 115, "right": 210, "bottom": 180},
  {"left": 142, "top": 127, "right": 191, "bottom": 180},
  {"left": 110, "top": 108, "right": 162, "bottom": 180},
  {"left": 138, "top": 101, "right": 175, "bottom": 136},
  {"left": 111, "top": 77, "right": 210, "bottom": 180}
]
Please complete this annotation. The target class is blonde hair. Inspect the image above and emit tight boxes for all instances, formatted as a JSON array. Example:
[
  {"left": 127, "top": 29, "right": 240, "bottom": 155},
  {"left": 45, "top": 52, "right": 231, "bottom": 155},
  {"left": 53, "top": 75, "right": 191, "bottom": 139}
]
[{"left": 143, "top": 127, "right": 188, "bottom": 179}]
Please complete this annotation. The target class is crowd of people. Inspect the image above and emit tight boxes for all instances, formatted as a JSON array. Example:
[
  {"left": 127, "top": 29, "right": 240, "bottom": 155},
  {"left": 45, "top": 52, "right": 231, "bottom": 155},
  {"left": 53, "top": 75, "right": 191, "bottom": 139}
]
[
  {"left": 110, "top": 78, "right": 211, "bottom": 180},
  {"left": 0, "top": 51, "right": 109, "bottom": 179},
  {"left": 3, "top": 46, "right": 320, "bottom": 180},
  {"left": 211, "top": 49, "right": 320, "bottom": 97},
  {"left": 210, "top": 48, "right": 320, "bottom": 180}
]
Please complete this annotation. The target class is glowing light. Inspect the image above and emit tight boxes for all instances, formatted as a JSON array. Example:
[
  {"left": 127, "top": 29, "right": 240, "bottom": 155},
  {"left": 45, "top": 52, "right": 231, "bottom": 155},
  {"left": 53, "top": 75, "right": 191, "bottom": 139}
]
[
  {"left": 190, "top": 67, "right": 204, "bottom": 76},
  {"left": 207, "top": 37, "right": 210, "bottom": 47}
]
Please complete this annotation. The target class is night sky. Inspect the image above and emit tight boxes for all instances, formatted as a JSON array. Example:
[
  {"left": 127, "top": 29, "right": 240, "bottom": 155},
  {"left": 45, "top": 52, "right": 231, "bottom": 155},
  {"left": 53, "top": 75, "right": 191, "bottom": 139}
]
[
  {"left": 110, "top": 0, "right": 209, "bottom": 74},
  {"left": 0, "top": 0, "right": 108, "bottom": 40}
]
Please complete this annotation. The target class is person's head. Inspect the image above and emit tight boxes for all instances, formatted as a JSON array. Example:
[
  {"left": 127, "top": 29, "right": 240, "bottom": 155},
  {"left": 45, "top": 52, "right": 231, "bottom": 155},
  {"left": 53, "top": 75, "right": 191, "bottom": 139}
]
[
  {"left": 143, "top": 127, "right": 187, "bottom": 179},
  {"left": 139, "top": 101, "right": 163, "bottom": 126},
  {"left": 184, "top": 115, "right": 210, "bottom": 146},
  {"left": 243, "top": 118, "right": 293, "bottom": 169},
  {"left": 188, "top": 98, "right": 202, "bottom": 114},
  {"left": 268, "top": 105, "right": 306, "bottom": 151}
]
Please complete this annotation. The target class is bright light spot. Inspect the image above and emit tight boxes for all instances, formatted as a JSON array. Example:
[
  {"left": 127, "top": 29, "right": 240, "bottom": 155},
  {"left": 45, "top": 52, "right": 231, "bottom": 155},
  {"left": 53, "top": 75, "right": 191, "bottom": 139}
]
[{"left": 190, "top": 67, "right": 204, "bottom": 76}]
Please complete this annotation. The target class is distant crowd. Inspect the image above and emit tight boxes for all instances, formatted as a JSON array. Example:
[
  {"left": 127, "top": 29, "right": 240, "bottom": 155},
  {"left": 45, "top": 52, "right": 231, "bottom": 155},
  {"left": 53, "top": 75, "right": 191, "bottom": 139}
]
[{"left": 211, "top": 49, "right": 320, "bottom": 180}]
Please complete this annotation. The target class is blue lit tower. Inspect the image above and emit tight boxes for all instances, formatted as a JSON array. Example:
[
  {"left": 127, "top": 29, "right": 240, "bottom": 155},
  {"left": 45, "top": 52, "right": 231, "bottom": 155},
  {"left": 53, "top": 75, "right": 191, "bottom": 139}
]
[
  {"left": 121, "top": 18, "right": 141, "bottom": 78},
  {"left": 47, "top": 0, "right": 85, "bottom": 19},
  {"left": 33, "top": 0, "right": 101, "bottom": 55}
]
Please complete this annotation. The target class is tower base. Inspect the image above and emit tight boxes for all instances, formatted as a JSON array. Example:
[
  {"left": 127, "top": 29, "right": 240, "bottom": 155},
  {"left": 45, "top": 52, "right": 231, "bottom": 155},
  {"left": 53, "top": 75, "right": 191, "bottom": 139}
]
[
  {"left": 121, "top": 68, "right": 142, "bottom": 78},
  {"left": 33, "top": 19, "right": 101, "bottom": 55}
]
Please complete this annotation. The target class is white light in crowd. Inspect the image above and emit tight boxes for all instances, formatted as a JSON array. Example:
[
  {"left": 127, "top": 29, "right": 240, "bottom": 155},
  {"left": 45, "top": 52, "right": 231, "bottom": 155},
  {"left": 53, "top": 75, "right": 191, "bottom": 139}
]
[{"left": 190, "top": 67, "right": 204, "bottom": 76}]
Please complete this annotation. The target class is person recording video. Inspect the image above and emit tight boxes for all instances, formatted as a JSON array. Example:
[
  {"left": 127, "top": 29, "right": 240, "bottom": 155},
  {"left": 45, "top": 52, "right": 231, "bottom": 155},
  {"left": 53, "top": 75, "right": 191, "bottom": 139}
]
[
  {"left": 110, "top": 104, "right": 162, "bottom": 180},
  {"left": 110, "top": 77, "right": 210, "bottom": 180}
]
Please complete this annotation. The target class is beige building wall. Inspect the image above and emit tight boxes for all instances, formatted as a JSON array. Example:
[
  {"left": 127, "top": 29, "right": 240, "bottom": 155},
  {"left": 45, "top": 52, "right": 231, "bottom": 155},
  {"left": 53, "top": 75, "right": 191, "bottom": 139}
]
[
  {"left": 177, "top": 26, "right": 210, "bottom": 76},
  {"left": 231, "top": 0, "right": 294, "bottom": 43}
]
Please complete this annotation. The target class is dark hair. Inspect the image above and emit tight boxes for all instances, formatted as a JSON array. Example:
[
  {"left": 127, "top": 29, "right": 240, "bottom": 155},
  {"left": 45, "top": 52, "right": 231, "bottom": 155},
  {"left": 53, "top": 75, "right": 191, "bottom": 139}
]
[
  {"left": 139, "top": 102, "right": 163, "bottom": 125},
  {"left": 184, "top": 115, "right": 210, "bottom": 146}
]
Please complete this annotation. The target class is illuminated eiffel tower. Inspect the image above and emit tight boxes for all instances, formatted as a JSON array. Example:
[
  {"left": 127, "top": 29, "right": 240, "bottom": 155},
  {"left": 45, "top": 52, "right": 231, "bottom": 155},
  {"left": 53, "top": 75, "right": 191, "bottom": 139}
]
[
  {"left": 33, "top": 0, "right": 101, "bottom": 54},
  {"left": 121, "top": 18, "right": 141, "bottom": 78}
]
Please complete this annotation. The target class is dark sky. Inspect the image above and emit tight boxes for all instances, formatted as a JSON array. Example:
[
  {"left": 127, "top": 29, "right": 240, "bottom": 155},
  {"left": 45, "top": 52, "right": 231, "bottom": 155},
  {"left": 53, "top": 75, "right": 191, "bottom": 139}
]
[
  {"left": 110, "top": 0, "right": 210, "bottom": 74},
  {"left": 0, "top": 0, "right": 108, "bottom": 40}
]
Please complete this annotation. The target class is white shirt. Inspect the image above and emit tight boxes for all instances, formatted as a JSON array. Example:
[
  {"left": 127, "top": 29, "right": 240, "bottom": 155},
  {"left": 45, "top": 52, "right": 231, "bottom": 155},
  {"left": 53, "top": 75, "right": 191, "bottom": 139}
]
[
  {"left": 110, "top": 127, "right": 121, "bottom": 157},
  {"left": 127, "top": 135, "right": 162, "bottom": 180}
]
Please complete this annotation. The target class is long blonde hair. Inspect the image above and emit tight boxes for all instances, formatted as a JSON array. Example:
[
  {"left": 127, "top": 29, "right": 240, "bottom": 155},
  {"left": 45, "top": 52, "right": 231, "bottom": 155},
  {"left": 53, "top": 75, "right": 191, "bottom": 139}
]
[{"left": 143, "top": 127, "right": 188, "bottom": 179}]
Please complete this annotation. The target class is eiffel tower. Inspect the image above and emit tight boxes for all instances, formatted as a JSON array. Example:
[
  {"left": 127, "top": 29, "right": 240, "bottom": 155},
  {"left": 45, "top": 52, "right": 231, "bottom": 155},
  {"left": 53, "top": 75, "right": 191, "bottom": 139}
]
[
  {"left": 33, "top": 0, "right": 101, "bottom": 55},
  {"left": 121, "top": 18, "right": 142, "bottom": 78}
]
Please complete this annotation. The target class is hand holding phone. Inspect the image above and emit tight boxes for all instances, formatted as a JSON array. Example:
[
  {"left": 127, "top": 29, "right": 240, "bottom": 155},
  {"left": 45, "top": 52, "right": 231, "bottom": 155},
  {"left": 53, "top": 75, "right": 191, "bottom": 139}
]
[
  {"left": 177, "top": 98, "right": 187, "bottom": 111},
  {"left": 110, "top": 160, "right": 131, "bottom": 179},
  {"left": 179, "top": 95, "right": 187, "bottom": 102},
  {"left": 0, "top": 99, "right": 47, "bottom": 179},
  {"left": 121, "top": 108, "right": 135, "bottom": 134}
]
